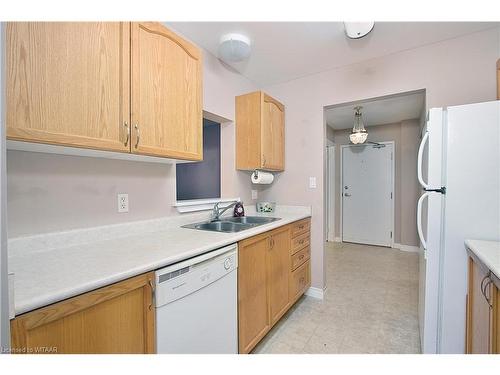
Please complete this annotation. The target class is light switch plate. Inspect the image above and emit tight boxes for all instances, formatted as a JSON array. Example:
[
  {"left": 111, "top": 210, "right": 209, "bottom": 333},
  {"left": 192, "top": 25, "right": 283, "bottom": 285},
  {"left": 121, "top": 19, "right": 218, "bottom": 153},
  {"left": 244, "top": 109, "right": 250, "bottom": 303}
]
[
  {"left": 251, "top": 190, "right": 258, "bottom": 200},
  {"left": 309, "top": 177, "right": 317, "bottom": 189}
]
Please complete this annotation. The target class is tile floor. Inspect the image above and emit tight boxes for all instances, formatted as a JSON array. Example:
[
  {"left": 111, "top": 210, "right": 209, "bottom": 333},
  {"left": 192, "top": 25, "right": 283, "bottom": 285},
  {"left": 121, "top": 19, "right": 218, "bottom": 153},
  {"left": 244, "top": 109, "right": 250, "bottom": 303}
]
[{"left": 252, "top": 241, "right": 421, "bottom": 354}]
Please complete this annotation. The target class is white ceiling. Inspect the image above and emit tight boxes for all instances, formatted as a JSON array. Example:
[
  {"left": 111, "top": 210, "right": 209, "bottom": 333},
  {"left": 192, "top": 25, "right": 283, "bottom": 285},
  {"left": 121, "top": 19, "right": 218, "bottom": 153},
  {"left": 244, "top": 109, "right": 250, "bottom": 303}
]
[
  {"left": 166, "top": 22, "right": 498, "bottom": 86},
  {"left": 325, "top": 91, "right": 425, "bottom": 130}
]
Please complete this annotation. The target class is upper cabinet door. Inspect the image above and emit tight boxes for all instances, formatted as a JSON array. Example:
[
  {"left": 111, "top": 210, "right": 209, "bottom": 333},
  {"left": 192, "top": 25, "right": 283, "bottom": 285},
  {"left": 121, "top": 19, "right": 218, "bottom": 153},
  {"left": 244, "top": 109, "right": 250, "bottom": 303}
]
[
  {"left": 261, "top": 94, "right": 285, "bottom": 171},
  {"left": 7, "top": 22, "right": 130, "bottom": 152},
  {"left": 131, "top": 22, "right": 203, "bottom": 160},
  {"left": 235, "top": 91, "right": 285, "bottom": 172}
]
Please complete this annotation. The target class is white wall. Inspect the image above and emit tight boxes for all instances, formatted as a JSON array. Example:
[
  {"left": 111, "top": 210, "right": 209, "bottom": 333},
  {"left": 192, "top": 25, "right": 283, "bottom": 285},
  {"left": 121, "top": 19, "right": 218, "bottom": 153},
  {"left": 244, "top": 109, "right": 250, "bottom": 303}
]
[
  {"left": 260, "top": 27, "right": 500, "bottom": 290},
  {"left": 6, "top": 47, "right": 258, "bottom": 237}
]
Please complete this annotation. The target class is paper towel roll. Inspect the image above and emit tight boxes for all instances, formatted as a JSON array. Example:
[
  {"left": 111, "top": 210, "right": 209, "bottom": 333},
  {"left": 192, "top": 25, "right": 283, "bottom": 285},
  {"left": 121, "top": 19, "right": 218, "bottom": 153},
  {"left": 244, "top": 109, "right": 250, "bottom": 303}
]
[{"left": 251, "top": 170, "right": 274, "bottom": 184}]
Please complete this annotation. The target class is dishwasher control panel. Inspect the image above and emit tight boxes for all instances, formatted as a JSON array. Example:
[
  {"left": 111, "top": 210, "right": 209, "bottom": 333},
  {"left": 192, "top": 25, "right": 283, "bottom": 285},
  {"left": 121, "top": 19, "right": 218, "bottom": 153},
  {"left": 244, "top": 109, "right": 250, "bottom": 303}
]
[{"left": 155, "top": 246, "right": 238, "bottom": 308}]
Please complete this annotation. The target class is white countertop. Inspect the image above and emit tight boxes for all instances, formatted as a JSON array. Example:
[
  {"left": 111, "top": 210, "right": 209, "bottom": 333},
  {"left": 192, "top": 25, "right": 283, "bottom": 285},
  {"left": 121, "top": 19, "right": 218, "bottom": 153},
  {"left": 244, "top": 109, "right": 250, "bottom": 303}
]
[
  {"left": 8, "top": 205, "right": 311, "bottom": 316},
  {"left": 465, "top": 239, "right": 500, "bottom": 279}
]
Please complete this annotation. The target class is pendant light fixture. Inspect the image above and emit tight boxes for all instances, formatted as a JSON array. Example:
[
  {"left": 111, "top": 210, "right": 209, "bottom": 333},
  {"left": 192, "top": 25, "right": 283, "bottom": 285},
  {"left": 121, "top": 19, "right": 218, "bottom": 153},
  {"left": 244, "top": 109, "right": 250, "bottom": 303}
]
[{"left": 349, "top": 106, "right": 368, "bottom": 144}]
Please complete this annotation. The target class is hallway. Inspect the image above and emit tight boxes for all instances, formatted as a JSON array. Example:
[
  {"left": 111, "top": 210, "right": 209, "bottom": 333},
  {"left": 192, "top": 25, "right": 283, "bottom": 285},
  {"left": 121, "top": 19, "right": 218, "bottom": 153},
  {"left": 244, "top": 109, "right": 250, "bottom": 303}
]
[{"left": 253, "top": 242, "right": 421, "bottom": 354}]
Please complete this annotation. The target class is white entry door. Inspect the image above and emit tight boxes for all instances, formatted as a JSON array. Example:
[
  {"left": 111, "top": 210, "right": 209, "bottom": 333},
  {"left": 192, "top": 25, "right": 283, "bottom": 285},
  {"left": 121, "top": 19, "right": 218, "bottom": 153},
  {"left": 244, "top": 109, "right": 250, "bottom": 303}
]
[{"left": 342, "top": 143, "right": 393, "bottom": 247}]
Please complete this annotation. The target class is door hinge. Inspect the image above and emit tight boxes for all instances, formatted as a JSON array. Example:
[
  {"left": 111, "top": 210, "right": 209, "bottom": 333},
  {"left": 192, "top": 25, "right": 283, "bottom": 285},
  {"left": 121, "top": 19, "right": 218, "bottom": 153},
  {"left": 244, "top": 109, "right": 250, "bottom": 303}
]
[
  {"left": 391, "top": 152, "right": 393, "bottom": 161},
  {"left": 390, "top": 192, "right": 393, "bottom": 199},
  {"left": 390, "top": 231, "right": 393, "bottom": 239}
]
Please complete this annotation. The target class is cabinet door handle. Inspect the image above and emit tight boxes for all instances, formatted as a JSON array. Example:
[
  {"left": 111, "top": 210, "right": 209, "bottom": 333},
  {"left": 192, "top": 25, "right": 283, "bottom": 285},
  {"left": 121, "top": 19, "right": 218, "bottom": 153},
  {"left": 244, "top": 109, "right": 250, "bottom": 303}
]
[
  {"left": 134, "top": 124, "right": 140, "bottom": 148},
  {"left": 484, "top": 279, "right": 493, "bottom": 308},
  {"left": 124, "top": 122, "right": 130, "bottom": 147},
  {"left": 148, "top": 279, "right": 155, "bottom": 311}
]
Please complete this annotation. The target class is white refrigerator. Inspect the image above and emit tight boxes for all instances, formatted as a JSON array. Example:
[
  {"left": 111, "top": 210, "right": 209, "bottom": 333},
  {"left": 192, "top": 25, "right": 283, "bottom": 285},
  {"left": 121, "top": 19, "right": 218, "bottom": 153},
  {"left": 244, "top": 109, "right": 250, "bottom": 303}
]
[{"left": 417, "top": 100, "right": 500, "bottom": 354}]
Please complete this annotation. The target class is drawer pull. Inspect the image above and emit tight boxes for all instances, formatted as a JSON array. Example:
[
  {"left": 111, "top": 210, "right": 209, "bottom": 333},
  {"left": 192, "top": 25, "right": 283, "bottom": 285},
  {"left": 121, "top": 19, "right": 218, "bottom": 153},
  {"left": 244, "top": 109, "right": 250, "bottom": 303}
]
[
  {"left": 298, "top": 225, "right": 304, "bottom": 230},
  {"left": 299, "top": 240, "right": 304, "bottom": 244},
  {"left": 299, "top": 255, "right": 304, "bottom": 260}
]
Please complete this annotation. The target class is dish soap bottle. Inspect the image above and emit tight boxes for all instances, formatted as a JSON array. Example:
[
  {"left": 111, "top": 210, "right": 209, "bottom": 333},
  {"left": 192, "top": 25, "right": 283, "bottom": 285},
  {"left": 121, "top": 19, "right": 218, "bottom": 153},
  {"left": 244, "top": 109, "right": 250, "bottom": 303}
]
[{"left": 233, "top": 201, "right": 245, "bottom": 217}]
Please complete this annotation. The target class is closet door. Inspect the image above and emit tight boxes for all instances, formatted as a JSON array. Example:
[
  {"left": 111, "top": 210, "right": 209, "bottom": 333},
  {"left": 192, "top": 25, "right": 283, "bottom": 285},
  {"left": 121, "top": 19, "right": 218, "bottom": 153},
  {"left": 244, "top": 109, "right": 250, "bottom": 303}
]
[
  {"left": 7, "top": 22, "right": 130, "bottom": 152},
  {"left": 131, "top": 22, "right": 203, "bottom": 160}
]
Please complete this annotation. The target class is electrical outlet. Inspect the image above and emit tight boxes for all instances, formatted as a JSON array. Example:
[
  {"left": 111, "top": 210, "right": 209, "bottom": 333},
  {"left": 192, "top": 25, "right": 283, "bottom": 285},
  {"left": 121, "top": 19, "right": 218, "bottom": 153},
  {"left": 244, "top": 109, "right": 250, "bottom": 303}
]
[
  {"left": 117, "top": 194, "right": 129, "bottom": 213},
  {"left": 251, "top": 190, "right": 258, "bottom": 200},
  {"left": 309, "top": 177, "right": 317, "bottom": 189}
]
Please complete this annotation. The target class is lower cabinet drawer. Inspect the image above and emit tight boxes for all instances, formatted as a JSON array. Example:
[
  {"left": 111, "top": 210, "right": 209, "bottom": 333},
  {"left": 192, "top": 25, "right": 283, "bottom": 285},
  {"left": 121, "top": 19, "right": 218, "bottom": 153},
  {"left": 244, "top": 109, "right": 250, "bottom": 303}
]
[
  {"left": 291, "top": 232, "right": 310, "bottom": 255},
  {"left": 291, "top": 246, "right": 310, "bottom": 271},
  {"left": 291, "top": 219, "right": 310, "bottom": 238},
  {"left": 289, "top": 260, "right": 310, "bottom": 303}
]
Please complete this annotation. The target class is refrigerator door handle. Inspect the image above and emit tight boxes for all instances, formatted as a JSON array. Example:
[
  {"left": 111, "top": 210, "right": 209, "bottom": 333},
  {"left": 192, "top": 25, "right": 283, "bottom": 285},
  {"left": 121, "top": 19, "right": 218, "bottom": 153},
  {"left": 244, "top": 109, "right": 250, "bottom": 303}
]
[
  {"left": 417, "top": 192, "right": 430, "bottom": 250},
  {"left": 417, "top": 131, "right": 429, "bottom": 189}
]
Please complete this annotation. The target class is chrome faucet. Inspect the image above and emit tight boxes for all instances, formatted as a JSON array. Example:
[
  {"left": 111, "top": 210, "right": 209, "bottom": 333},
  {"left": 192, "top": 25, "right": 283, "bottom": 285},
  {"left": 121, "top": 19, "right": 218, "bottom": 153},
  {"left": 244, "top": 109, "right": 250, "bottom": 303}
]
[{"left": 210, "top": 201, "right": 238, "bottom": 222}]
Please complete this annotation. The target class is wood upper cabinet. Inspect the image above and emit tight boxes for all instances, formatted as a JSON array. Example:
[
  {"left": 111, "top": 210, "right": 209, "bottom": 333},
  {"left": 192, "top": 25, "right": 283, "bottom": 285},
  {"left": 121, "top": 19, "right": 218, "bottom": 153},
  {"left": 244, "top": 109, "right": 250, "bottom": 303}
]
[
  {"left": 236, "top": 91, "right": 285, "bottom": 171},
  {"left": 7, "top": 22, "right": 130, "bottom": 152},
  {"left": 10, "top": 272, "right": 155, "bottom": 354},
  {"left": 268, "top": 226, "right": 291, "bottom": 325},
  {"left": 131, "top": 22, "right": 203, "bottom": 160},
  {"left": 466, "top": 256, "right": 499, "bottom": 354},
  {"left": 238, "top": 232, "right": 271, "bottom": 354},
  {"left": 497, "top": 59, "right": 500, "bottom": 100},
  {"left": 7, "top": 22, "right": 203, "bottom": 161}
]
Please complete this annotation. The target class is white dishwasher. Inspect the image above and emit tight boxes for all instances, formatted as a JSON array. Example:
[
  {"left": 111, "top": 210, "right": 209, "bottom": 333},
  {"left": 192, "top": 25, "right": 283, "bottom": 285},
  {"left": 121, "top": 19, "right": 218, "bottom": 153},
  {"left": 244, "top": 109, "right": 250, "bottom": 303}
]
[{"left": 155, "top": 244, "right": 238, "bottom": 354}]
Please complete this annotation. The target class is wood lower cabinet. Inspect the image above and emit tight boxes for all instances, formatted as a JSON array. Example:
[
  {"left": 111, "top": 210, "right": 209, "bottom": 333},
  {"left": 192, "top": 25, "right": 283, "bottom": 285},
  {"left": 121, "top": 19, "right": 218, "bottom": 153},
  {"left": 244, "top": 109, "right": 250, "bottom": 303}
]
[
  {"left": 7, "top": 22, "right": 130, "bottom": 152},
  {"left": 10, "top": 272, "right": 155, "bottom": 354},
  {"left": 268, "top": 226, "right": 292, "bottom": 325},
  {"left": 466, "top": 256, "right": 499, "bottom": 354},
  {"left": 238, "top": 218, "right": 311, "bottom": 353},
  {"left": 235, "top": 91, "right": 285, "bottom": 171},
  {"left": 7, "top": 22, "right": 203, "bottom": 161},
  {"left": 238, "top": 232, "right": 272, "bottom": 354}
]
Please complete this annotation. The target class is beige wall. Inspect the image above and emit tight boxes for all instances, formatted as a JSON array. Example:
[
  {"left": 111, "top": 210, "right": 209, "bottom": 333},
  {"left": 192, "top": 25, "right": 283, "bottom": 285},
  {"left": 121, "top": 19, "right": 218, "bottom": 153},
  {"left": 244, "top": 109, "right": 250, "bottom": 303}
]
[
  {"left": 331, "top": 119, "right": 421, "bottom": 247},
  {"left": 261, "top": 27, "right": 500, "bottom": 290},
  {"left": 7, "top": 49, "right": 258, "bottom": 237},
  {"left": 5, "top": 26, "right": 500, "bottom": 292}
]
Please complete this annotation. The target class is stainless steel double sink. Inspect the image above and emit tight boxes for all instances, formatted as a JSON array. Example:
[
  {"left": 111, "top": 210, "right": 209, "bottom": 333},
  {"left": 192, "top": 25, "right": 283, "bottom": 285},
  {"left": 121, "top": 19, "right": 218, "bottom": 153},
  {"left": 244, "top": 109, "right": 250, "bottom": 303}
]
[{"left": 182, "top": 216, "right": 281, "bottom": 233}]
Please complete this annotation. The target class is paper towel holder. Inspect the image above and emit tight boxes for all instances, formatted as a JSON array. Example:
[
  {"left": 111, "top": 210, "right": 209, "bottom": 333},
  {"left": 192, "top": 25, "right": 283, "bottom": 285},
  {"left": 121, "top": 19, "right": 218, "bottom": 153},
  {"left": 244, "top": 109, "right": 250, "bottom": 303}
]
[{"left": 251, "top": 169, "right": 274, "bottom": 184}]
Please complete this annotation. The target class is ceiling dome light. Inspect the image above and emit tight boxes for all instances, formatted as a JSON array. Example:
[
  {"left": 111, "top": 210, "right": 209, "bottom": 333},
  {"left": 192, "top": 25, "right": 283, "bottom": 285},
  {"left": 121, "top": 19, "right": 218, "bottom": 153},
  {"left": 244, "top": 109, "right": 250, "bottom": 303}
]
[
  {"left": 349, "top": 106, "right": 368, "bottom": 144},
  {"left": 344, "top": 22, "right": 375, "bottom": 39},
  {"left": 218, "top": 33, "right": 251, "bottom": 62}
]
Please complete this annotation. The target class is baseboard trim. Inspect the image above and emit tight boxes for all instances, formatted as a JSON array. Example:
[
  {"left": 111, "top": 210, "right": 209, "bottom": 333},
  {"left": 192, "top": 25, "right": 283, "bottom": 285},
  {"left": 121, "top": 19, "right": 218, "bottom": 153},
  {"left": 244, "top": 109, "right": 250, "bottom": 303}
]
[
  {"left": 393, "top": 243, "right": 420, "bottom": 253},
  {"left": 305, "top": 286, "right": 325, "bottom": 300}
]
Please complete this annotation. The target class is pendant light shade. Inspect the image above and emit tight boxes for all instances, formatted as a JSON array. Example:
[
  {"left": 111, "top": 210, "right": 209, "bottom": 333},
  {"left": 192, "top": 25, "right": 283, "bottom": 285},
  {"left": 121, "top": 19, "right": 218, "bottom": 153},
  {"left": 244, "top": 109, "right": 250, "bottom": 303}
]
[{"left": 349, "top": 106, "right": 368, "bottom": 144}]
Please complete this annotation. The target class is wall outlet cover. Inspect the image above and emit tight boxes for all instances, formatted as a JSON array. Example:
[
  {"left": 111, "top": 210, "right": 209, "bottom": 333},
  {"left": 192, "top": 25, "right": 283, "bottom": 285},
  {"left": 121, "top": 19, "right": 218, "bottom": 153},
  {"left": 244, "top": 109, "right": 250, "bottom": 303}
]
[{"left": 117, "top": 193, "right": 129, "bottom": 213}]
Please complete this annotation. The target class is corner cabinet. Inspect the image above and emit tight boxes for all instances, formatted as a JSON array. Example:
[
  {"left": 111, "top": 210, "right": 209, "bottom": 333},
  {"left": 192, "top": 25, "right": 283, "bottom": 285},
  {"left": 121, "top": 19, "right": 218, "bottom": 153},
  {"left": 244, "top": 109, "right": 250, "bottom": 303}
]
[
  {"left": 10, "top": 272, "right": 155, "bottom": 354},
  {"left": 235, "top": 91, "right": 285, "bottom": 171},
  {"left": 7, "top": 22, "right": 203, "bottom": 161},
  {"left": 238, "top": 218, "right": 311, "bottom": 353}
]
